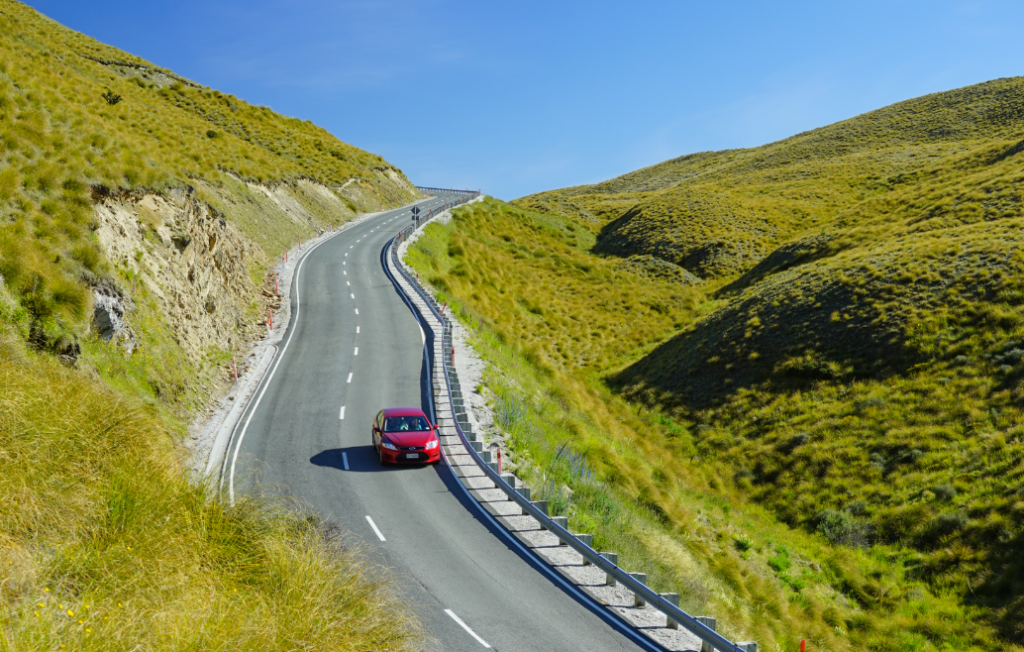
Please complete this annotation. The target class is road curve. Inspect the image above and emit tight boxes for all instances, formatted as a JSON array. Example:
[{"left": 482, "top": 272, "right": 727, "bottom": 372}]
[{"left": 229, "top": 194, "right": 647, "bottom": 651}]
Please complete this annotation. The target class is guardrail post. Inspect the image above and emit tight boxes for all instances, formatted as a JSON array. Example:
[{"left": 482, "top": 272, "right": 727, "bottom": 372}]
[
  {"left": 532, "top": 501, "right": 548, "bottom": 521},
  {"left": 696, "top": 617, "right": 717, "bottom": 652},
  {"left": 517, "top": 486, "right": 531, "bottom": 503},
  {"left": 629, "top": 573, "right": 647, "bottom": 606},
  {"left": 551, "top": 516, "right": 568, "bottom": 542},
  {"left": 660, "top": 593, "right": 680, "bottom": 628},
  {"left": 500, "top": 473, "right": 516, "bottom": 488},
  {"left": 577, "top": 534, "right": 593, "bottom": 564},
  {"left": 601, "top": 553, "right": 618, "bottom": 585}
]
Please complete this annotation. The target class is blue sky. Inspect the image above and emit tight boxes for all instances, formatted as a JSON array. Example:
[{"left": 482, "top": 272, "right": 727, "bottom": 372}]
[{"left": 24, "top": 0, "right": 1024, "bottom": 199}]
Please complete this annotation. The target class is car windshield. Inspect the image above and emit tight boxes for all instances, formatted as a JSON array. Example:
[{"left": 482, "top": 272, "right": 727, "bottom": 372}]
[{"left": 384, "top": 416, "right": 430, "bottom": 432}]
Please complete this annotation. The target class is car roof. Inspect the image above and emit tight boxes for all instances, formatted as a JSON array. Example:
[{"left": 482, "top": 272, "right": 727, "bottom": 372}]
[{"left": 383, "top": 406, "right": 428, "bottom": 418}]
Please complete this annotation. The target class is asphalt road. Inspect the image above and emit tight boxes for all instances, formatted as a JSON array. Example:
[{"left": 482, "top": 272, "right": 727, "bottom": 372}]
[{"left": 229, "top": 193, "right": 645, "bottom": 651}]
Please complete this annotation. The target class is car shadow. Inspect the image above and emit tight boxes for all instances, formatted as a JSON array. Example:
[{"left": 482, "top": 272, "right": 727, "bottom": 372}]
[{"left": 310, "top": 445, "right": 439, "bottom": 473}]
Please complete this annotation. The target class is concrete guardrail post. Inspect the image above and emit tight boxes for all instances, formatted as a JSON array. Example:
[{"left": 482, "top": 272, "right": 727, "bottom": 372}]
[
  {"left": 551, "top": 516, "right": 568, "bottom": 543},
  {"left": 470, "top": 441, "right": 483, "bottom": 453},
  {"left": 696, "top": 617, "right": 717, "bottom": 652},
  {"left": 480, "top": 450, "right": 492, "bottom": 464},
  {"left": 660, "top": 593, "right": 680, "bottom": 629},
  {"left": 500, "top": 473, "right": 516, "bottom": 488},
  {"left": 601, "top": 552, "right": 618, "bottom": 585},
  {"left": 517, "top": 486, "right": 531, "bottom": 503},
  {"left": 531, "top": 500, "right": 548, "bottom": 521},
  {"left": 577, "top": 534, "right": 593, "bottom": 564},
  {"left": 629, "top": 573, "right": 647, "bottom": 606}
]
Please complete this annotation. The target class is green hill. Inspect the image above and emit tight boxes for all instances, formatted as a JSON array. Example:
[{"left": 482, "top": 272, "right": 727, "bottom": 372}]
[
  {"left": 405, "top": 78, "right": 1024, "bottom": 650},
  {"left": 0, "top": 2, "right": 421, "bottom": 649},
  {"left": 0, "top": 0, "right": 415, "bottom": 362}
]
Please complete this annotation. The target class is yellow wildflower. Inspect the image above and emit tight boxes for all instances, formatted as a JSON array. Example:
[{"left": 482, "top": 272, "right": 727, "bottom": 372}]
[{"left": 67, "top": 610, "right": 74, "bottom": 616}]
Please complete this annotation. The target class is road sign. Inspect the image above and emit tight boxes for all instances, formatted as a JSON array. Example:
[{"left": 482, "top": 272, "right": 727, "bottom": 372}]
[{"left": 412, "top": 206, "right": 420, "bottom": 214}]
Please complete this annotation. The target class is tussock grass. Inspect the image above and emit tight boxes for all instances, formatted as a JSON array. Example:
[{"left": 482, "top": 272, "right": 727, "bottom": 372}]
[
  {"left": 0, "top": 0, "right": 416, "bottom": 356},
  {"left": 408, "top": 176, "right": 1024, "bottom": 646},
  {"left": 0, "top": 335, "right": 422, "bottom": 651},
  {"left": 0, "top": 4, "right": 424, "bottom": 648}
]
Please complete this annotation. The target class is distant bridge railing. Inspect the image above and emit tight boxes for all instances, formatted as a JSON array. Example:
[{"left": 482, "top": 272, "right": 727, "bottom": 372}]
[{"left": 417, "top": 186, "right": 480, "bottom": 197}]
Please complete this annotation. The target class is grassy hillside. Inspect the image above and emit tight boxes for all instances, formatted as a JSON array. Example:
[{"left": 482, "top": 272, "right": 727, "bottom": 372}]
[
  {"left": 0, "top": 336, "right": 419, "bottom": 651},
  {"left": 0, "top": 0, "right": 415, "bottom": 359},
  {"left": 407, "top": 79, "right": 1024, "bottom": 650},
  {"left": 0, "top": 2, "right": 423, "bottom": 649}
]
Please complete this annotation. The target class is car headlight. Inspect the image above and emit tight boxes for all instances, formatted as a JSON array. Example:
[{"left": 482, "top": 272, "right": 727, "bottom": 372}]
[
  {"left": 381, "top": 441, "right": 398, "bottom": 451},
  {"left": 425, "top": 439, "right": 438, "bottom": 450}
]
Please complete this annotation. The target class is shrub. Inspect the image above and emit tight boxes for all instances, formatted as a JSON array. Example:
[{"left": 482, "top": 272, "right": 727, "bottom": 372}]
[
  {"left": 918, "top": 511, "right": 968, "bottom": 547},
  {"left": 875, "top": 504, "right": 930, "bottom": 544},
  {"left": 932, "top": 484, "right": 957, "bottom": 501},
  {"left": 814, "top": 508, "right": 872, "bottom": 548},
  {"left": 101, "top": 90, "right": 122, "bottom": 105}
]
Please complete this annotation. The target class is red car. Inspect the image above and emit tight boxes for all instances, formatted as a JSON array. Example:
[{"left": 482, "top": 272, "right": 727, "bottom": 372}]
[{"left": 372, "top": 407, "right": 441, "bottom": 465}]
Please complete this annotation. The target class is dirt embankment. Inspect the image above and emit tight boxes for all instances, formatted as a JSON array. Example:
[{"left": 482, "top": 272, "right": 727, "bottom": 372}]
[{"left": 88, "top": 172, "right": 418, "bottom": 451}]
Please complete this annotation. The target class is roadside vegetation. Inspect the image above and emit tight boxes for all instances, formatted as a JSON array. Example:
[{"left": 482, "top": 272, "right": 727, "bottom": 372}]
[
  {"left": 0, "top": 0, "right": 414, "bottom": 361},
  {"left": 0, "top": 333, "right": 420, "bottom": 651},
  {"left": 1, "top": 2, "right": 424, "bottom": 648},
  {"left": 407, "top": 77, "right": 1024, "bottom": 651}
]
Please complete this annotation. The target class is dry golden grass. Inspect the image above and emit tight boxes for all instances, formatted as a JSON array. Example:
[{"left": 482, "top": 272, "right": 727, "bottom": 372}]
[{"left": 0, "top": 334, "right": 422, "bottom": 651}]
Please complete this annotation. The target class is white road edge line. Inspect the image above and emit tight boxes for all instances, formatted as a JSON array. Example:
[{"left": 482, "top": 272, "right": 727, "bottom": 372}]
[
  {"left": 342, "top": 452, "right": 349, "bottom": 470},
  {"left": 444, "top": 609, "right": 491, "bottom": 648},
  {"left": 340, "top": 405, "right": 346, "bottom": 420},
  {"left": 226, "top": 227, "right": 346, "bottom": 502},
  {"left": 366, "top": 515, "right": 386, "bottom": 541}
]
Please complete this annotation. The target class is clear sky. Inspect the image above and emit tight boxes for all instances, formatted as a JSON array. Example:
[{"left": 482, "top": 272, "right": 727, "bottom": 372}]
[{"left": 22, "top": 0, "right": 1024, "bottom": 200}]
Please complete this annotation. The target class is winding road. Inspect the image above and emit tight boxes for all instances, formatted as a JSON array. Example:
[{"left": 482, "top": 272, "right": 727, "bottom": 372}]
[{"left": 227, "top": 192, "right": 646, "bottom": 651}]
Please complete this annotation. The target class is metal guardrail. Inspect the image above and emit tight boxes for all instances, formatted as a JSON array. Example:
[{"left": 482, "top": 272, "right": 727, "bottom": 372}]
[
  {"left": 416, "top": 186, "right": 481, "bottom": 197},
  {"left": 387, "top": 201, "right": 757, "bottom": 652}
]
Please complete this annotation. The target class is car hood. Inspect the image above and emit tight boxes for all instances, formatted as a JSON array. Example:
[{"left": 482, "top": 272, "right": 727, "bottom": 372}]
[{"left": 383, "top": 431, "right": 434, "bottom": 447}]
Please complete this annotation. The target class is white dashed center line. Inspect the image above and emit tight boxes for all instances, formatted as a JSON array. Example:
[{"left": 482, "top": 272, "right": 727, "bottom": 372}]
[
  {"left": 342, "top": 452, "right": 349, "bottom": 470},
  {"left": 366, "top": 515, "right": 386, "bottom": 542},
  {"left": 339, "top": 405, "right": 346, "bottom": 420},
  {"left": 350, "top": 293, "right": 355, "bottom": 299},
  {"left": 356, "top": 326, "right": 360, "bottom": 334},
  {"left": 355, "top": 308, "right": 359, "bottom": 315},
  {"left": 347, "top": 372, "right": 353, "bottom": 383},
  {"left": 354, "top": 347, "right": 358, "bottom": 356},
  {"left": 445, "top": 610, "right": 491, "bottom": 648}
]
